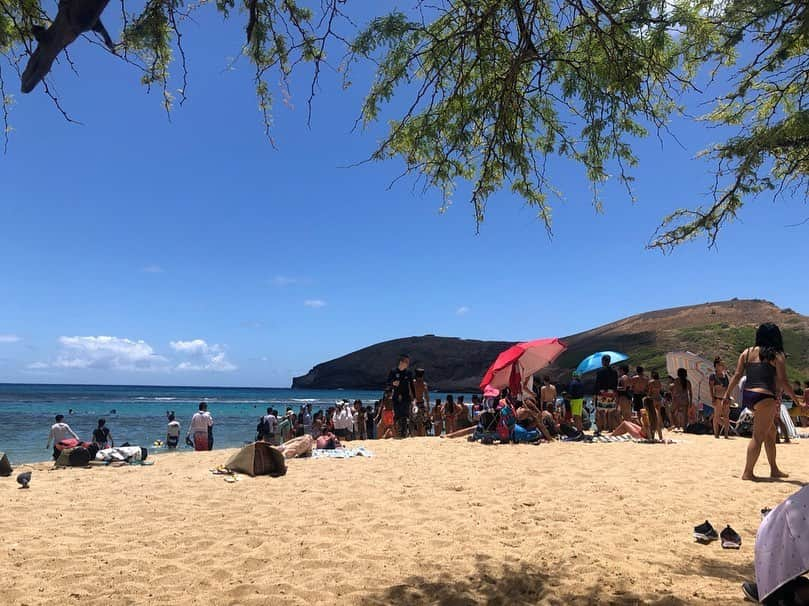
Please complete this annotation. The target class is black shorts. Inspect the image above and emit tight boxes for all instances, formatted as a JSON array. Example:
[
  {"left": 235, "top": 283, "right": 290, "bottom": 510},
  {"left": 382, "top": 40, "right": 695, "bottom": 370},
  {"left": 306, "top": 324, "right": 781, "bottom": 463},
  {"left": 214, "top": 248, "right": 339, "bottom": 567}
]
[
  {"left": 632, "top": 394, "right": 645, "bottom": 412},
  {"left": 334, "top": 428, "right": 348, "bottom": 438}
]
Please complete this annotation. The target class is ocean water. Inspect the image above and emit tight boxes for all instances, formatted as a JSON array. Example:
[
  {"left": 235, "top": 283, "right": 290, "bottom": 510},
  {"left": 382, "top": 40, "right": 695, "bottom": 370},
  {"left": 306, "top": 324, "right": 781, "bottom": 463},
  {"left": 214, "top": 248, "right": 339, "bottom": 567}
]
[{"left": 0, "top": 383, "right": 459, "bottom": 464}]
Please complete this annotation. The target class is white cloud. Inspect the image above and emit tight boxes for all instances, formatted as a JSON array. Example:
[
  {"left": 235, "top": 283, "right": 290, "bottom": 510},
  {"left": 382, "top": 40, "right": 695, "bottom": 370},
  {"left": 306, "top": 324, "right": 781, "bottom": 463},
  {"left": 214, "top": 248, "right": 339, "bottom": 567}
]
[
  {"left": 456, "top": 306, "right": 470, "bottom": 316},
  {"left": 27, "top": 361, "right": 49, "bottom": 369},
  {"left": 142, "top": 265, "right": 164, "bottom": 274},
  {"left": 304, "top": 299, "right": 326, "bottom": 309},
  {"left": 272, "top": 275, "right": 298, "bottom": 287},
  {"left": 0, "top": 334, "right": 21, "bottom": 343},
  {"left": 42, "top": 336, "right": 168, "bottom": 370},
  {"left": 170, "top": 339, "right": 237, "bottom": 372}
]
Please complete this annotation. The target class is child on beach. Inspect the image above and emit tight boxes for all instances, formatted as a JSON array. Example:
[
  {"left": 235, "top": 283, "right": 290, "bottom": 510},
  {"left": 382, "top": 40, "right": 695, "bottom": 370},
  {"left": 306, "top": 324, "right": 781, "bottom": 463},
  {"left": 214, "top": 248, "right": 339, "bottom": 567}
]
[{"left": 166, "top": 413, "right": 181, "bottom": 448}]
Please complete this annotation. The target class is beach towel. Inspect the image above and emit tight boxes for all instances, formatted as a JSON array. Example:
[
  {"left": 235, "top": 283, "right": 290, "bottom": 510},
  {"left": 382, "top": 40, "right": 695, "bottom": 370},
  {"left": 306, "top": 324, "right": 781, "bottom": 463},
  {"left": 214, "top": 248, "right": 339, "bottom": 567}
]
[
  {"left": 95, "top": 446, "right": 146, "bottom": 463},
  {"left": 311, "top": 447, "right": 374, "bottom": 459},
  {"left": 589, "top": 435, "right": 633, "bottom": 443}
]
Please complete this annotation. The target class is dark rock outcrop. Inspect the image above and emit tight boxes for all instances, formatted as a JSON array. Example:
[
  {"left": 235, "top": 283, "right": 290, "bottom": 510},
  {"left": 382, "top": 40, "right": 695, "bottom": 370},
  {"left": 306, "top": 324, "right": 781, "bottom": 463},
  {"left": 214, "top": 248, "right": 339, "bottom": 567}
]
[{"left": 292, "top": 299, "right": 809, "bottom": 392}]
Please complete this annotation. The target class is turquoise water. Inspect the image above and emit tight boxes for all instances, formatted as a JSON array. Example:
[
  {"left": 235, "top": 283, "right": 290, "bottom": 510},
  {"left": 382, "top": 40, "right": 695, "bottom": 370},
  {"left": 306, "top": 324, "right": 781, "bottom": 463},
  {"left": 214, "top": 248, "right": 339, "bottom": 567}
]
[{"left": 0, "top": 383, "right": 448, "bottom": 464}]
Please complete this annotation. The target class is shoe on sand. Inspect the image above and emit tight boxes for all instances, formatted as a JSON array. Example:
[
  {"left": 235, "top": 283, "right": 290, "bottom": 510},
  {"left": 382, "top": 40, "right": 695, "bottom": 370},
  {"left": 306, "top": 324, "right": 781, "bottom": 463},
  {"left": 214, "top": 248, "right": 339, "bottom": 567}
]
[
  {"left": 721, "top": 525, "right": 742, "bottom": 549},
  {"left": 694, "top": 520, "right": 718, "bottom": 543}
]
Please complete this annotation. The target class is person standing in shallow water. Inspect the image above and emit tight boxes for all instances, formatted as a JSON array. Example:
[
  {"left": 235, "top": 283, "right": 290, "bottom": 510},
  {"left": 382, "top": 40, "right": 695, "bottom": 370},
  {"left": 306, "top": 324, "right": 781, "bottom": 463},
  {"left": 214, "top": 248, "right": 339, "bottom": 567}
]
[
  {"left": 387, "top": 355, "right": 414, "bottom": 438},
  {"left": 723, "top": 323, "right": 801, "bottom": 481}
]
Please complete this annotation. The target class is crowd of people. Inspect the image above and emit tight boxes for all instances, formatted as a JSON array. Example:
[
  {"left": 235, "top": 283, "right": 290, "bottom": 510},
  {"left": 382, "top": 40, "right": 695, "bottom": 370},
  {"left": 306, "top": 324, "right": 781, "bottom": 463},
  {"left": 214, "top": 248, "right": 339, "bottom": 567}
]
[{"left": 45, "top": 324, "right": 807, "bottom": 472}]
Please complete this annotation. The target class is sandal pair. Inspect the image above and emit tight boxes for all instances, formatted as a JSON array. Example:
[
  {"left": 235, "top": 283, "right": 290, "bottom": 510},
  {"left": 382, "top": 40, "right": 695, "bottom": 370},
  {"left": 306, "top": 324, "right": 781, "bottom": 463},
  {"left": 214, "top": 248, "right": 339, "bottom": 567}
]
[{"left": 693, "top": 521, "right": 741, "bottom": 549}]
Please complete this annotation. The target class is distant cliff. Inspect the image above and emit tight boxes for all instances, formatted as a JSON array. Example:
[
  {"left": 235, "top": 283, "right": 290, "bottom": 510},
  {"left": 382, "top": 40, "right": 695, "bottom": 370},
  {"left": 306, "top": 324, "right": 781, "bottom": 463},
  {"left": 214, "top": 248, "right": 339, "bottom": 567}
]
[
  {"left": 292, "top": 299, "right": 809, "bottom": 392},
  {"left": 292, "top": 336, "right": 515, "bottom": 392}
]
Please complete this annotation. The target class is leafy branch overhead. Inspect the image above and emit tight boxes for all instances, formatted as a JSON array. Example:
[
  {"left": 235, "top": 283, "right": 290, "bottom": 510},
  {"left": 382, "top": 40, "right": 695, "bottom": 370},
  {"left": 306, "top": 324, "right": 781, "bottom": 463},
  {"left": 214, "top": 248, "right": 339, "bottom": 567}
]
[{"left": 0, "top": 0, "right": 806, "bottom": 249}]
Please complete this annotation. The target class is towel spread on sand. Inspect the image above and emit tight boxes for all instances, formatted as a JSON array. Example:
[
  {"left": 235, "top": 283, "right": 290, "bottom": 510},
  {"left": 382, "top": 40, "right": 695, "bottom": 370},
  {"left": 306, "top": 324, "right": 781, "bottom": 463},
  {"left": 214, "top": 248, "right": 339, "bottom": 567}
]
[{"left": 311, "top": 447, "right": 374, "bottom": 459}]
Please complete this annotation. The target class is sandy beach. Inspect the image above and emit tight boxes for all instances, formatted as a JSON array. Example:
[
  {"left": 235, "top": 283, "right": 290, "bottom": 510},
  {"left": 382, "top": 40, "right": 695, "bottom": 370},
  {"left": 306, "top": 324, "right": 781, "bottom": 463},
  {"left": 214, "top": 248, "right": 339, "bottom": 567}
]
[{"left": 1, "top": 435, "right": 806, "bottom": 605}]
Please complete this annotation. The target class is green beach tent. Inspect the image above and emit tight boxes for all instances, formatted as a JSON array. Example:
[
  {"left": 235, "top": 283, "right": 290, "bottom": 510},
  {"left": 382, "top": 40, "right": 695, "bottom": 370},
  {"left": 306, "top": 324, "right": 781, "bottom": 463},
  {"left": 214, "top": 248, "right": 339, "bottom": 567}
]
[{"left": 225, "top": 441, "right": 287, "bottom": 477}]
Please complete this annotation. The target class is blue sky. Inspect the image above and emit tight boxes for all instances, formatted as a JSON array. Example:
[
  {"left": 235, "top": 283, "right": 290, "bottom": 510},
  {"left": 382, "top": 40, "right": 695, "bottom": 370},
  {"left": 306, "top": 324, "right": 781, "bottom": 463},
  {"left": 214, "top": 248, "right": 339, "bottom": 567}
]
[{"left": 0, "top": 7, "right": 806, "bottom": 387}]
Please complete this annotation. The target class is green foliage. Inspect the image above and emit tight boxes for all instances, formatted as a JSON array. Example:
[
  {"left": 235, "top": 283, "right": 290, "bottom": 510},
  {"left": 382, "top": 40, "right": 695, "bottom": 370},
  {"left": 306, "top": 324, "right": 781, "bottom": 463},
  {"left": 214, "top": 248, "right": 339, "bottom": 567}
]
[{"left": 0, "top": 0, "right": 806, "bottom": 246}]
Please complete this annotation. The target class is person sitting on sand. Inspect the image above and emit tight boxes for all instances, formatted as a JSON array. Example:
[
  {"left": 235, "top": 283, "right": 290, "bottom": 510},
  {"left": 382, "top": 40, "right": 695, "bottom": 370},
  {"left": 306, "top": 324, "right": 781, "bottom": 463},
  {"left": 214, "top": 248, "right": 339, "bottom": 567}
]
[
  {"left": 92, "top": 418, "right": 113, "bottom": 450},
  {"left": 611, "top": 408, "right": 652, "bottom": 441},
  {"left": 642, "top": 396, "right": 663, "bottom": 442},
  {"left": 46, "top": 414, "right": 80, "bottom": 459},
  {"left": 375, "top": 391, "right": 396, "bottom": 439},
  {"left": 515, "top": 398, "right": 557, "bottom": 441},
  {"left": 315, "top": 426, "right": 341, "bottom": 450},
  {"left": 722, "top": 323, "right": 801, "bottom": 481},
  {"left": 166, "top": 413, "right": 181, "bottom": 449},
  {"left": 431, "top": 398, "right": 444, "bottom": 436}
]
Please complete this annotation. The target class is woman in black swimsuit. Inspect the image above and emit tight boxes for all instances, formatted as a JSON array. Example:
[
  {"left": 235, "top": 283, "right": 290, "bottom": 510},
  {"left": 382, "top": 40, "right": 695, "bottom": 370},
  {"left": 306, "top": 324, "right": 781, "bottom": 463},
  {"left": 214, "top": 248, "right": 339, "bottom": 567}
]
[
  {"left": 710, "top": 357, "right": 731, "bottom": 439},
  {"left": 723, "top": 323, "right": 801, "bottom": 481}
]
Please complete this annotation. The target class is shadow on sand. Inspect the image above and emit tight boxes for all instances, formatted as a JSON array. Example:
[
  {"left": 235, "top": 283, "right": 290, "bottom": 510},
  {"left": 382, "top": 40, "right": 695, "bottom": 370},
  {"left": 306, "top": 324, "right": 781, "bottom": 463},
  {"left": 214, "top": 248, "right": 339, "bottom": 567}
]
[{"left": 360, "top": 560, "right": 691, "bottom": 605}]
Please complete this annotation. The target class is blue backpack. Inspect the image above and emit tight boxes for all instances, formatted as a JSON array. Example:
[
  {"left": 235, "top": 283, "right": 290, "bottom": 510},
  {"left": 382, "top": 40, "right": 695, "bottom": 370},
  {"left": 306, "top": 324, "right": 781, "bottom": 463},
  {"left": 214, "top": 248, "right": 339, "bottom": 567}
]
[
  {"left": 513, "top": 424, "right": 540, "bottom": 443},
  {"left": 496, "top": 402, "right": 516, "bottom": 442}
]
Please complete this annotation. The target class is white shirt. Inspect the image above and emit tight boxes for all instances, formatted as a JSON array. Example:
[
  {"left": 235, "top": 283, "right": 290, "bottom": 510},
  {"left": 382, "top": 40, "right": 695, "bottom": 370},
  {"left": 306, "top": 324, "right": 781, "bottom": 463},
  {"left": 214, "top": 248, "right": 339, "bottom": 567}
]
[
  {"left": 188, "top": 411, "right": 213, "bottom": 435},
  {"left": 166, "top": 420, "right": 181, "bottom": 437},
  {"left": 332, "top": 408, "right": 352, "bottom": 430},
  {"left": 262, "top": 414, "right": 278, "bottom": 433},
  {"left": 47, "top": 422, "right": 79, "bottom": 446}
]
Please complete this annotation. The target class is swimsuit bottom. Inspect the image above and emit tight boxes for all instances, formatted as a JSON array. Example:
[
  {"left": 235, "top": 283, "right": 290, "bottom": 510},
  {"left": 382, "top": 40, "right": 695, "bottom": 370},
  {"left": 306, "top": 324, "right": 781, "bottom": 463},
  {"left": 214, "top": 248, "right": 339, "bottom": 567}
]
[
  {"left": 570, "top": 398, "right": 584, "bottom": 416},
  {"left": 742, "top": 390, "right": 774, "bottom": 410},
  {"left": 632, "top": 394, "right": 645, "bottom": 412},
  {"left": 596, "top": 403, "right": 616, "bottom": 410}
]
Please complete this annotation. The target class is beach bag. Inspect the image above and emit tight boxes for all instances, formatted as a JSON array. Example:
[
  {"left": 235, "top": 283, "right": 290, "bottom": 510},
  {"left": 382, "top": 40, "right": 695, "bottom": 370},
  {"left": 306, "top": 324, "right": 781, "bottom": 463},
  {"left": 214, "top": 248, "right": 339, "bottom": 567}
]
[
  {"left": 496, "top": 402, "right": 516, "bottom": 442},
  {"left": 513, "top": 424, "right": 539, "bottom": 443}
]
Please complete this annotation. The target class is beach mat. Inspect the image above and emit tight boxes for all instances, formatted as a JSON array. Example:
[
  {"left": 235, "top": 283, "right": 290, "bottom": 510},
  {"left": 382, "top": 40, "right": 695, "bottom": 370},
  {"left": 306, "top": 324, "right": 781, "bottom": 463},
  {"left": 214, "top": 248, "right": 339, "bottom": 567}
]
[{"left": 311, "top": 447, "right": 374, "bottom": 459}]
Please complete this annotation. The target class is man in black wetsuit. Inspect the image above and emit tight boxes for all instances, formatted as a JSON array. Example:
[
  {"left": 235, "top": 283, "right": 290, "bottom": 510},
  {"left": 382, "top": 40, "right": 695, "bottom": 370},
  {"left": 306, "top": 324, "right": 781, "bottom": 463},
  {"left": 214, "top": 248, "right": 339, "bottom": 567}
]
[{"left": 387, "top": 355, "right": 414, "bottom": 438}]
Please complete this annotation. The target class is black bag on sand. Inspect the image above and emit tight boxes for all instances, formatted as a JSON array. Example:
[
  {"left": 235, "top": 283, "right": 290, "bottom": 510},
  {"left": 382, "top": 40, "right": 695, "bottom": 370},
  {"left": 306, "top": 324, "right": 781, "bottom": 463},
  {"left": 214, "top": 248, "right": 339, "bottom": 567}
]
[
  {"left": 685, "top": 422, "right": 711, "bottom": 435},
  {"left": 0, "top": 452, "right": 12, "bottom": 476}
]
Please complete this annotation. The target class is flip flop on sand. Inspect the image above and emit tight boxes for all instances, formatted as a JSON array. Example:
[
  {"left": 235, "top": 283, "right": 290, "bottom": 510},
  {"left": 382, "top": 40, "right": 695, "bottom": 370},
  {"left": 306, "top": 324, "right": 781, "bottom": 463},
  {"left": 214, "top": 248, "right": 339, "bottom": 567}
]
[
  {"left": 720, "top": 525, "right": 742, "bottom": 549},
  {"left": 693, "top": 521, "right": 719, "bottom": 543}
]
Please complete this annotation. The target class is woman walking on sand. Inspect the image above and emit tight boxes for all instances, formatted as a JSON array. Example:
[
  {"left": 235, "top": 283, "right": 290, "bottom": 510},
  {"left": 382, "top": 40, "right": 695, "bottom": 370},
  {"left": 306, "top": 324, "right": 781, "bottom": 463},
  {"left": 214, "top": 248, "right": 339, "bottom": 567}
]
[{"left": 723, "top": 323, "right": 801, "bottom": 481}]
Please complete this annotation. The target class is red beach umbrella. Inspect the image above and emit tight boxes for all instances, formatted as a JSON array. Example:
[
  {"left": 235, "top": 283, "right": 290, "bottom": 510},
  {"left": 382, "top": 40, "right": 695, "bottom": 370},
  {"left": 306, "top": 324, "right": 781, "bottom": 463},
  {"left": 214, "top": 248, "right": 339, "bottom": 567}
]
[{"left": 480, "top": 338, "right": 567, "bottom": 391}]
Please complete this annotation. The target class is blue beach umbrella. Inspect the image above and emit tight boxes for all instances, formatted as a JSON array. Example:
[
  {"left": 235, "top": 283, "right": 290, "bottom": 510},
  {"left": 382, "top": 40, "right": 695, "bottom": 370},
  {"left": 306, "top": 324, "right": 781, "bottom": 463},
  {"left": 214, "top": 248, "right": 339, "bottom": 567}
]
[{"left": 576, "top": 351, "right": 629, "bottom": 375}]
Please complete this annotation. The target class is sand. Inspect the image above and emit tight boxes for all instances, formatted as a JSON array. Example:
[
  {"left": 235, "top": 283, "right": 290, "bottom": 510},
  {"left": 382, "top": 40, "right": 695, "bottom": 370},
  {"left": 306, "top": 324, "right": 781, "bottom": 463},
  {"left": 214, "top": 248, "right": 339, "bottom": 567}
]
[{"left": 1, "top": 434, "right": 806, "bottom": 605}]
